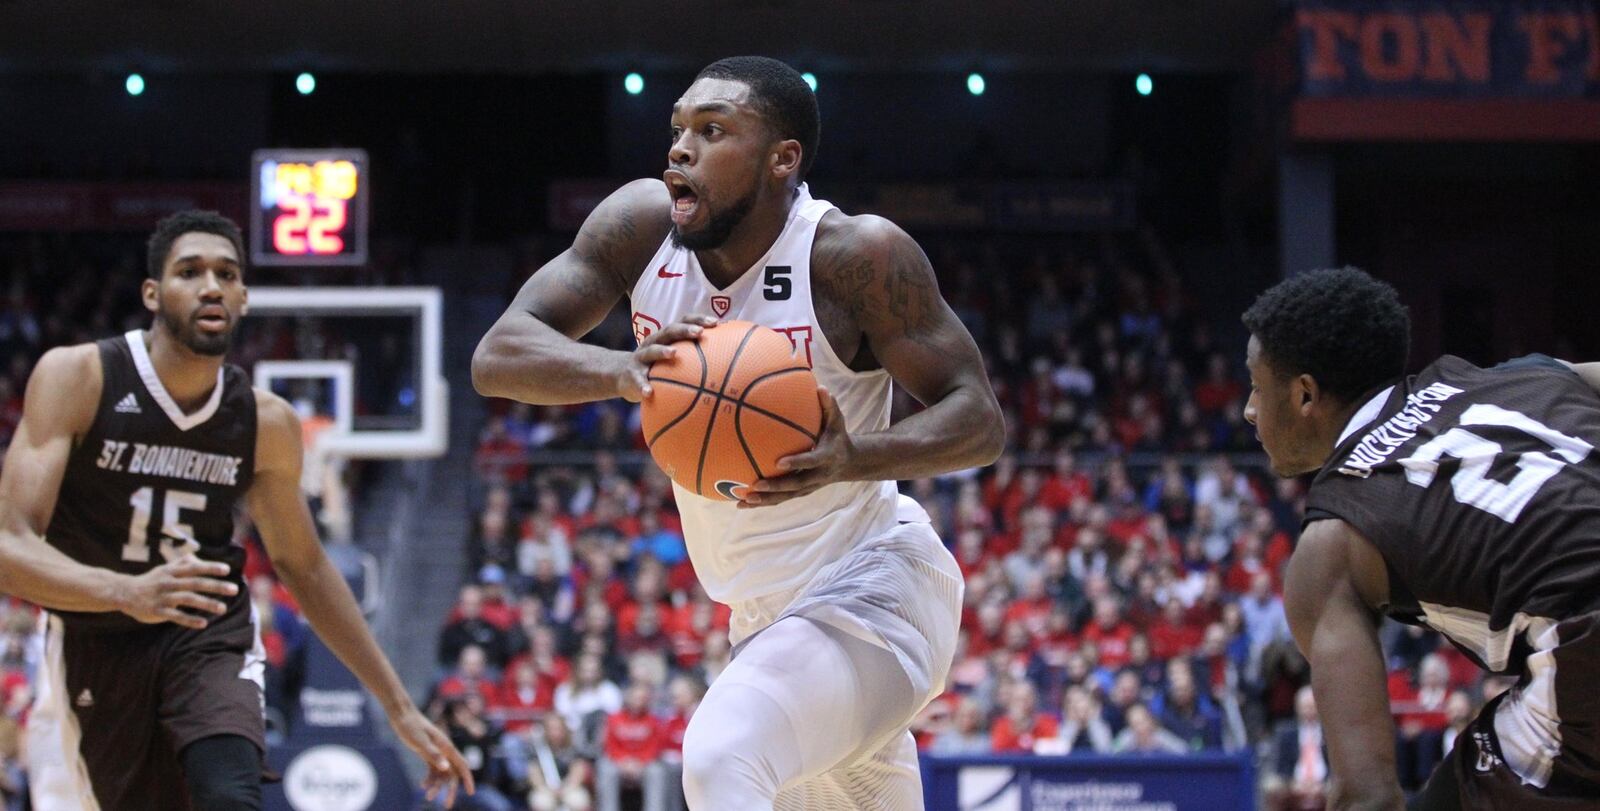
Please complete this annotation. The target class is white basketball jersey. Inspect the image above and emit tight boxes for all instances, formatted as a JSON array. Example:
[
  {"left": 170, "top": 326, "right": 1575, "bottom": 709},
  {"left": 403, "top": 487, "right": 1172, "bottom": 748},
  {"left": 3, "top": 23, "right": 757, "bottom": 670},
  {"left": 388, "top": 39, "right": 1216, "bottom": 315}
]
[{"left": 630, "top": 184, "right": 929, "bottom": 603}]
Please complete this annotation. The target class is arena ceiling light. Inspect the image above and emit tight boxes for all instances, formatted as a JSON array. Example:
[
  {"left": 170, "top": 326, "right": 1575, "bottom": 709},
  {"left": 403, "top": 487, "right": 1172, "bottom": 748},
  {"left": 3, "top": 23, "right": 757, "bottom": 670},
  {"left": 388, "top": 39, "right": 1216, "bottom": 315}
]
[
  {"left": 966, "top": 72, "right": 985, "bottom": 96},
  {"left": 801, "top": 72, "right": 817, "bottom": 91},
  {"left": 296, "top": 72, "right": 317, "bottom": 96},
  {"left": 624, "top": 72, "right": 645, "bottom": 95},
  {"left": 125, "top": 73, "right": 145, "bottom": 96},
  {"left": 1136, "top": 73, "right": 1154, "bottom": 96}
]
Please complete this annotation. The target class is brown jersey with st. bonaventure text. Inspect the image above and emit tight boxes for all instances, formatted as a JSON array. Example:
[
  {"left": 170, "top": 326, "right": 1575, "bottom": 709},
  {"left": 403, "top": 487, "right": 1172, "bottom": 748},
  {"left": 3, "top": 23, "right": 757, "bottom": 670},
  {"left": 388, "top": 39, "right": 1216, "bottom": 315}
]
[
  {"left": 45, "top": 331, "right": 255, "bottom": 631},
  {"left": 1305, "top": 354, "right": 1600, "bottom": 675}
]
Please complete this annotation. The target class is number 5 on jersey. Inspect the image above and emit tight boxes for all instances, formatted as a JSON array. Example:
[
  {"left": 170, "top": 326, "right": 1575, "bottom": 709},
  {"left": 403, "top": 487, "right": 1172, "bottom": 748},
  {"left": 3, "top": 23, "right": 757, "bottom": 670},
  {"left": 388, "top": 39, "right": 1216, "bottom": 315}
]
[{"left": 123, "top": 486, "right": 207, "bottom": 562}]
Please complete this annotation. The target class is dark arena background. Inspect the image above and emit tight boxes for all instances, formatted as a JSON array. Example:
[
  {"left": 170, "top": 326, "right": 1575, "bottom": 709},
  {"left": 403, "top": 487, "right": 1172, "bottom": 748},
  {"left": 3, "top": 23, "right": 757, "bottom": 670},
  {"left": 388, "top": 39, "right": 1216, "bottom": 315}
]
[{"left": 1, "top": 1, "right": 1597, "bottom": 809}]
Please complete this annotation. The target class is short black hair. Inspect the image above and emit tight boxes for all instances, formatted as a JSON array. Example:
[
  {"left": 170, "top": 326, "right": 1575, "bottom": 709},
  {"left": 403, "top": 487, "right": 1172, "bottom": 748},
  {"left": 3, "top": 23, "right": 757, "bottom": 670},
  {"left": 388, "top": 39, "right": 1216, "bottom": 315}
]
[
  {"left": 694, "top": 56, "right": 820, "bottom": 181},
  {"left": 146, "top": 210, "right": 246, "bottom": 279},
  {"left": 1242, "top": 266, "right": 1410, "bottom": 402}
]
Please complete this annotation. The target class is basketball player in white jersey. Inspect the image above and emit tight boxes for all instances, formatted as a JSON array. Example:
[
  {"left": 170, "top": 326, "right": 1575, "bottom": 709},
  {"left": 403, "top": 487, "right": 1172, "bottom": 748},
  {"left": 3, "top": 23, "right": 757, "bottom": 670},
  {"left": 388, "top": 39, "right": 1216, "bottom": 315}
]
[{"left": 474, "top": 56, "right": 1002, "bottom": 809}]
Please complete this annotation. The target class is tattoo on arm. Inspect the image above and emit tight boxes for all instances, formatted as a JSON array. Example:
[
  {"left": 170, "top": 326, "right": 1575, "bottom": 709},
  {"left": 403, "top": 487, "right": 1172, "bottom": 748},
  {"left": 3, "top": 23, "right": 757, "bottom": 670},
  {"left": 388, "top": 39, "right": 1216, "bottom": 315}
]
[
  {"left": 564, "top": 206, "right": 638, "bottom": 298},
  {"left": 883, "top": 244, "right": 940, "bottom": 348}
]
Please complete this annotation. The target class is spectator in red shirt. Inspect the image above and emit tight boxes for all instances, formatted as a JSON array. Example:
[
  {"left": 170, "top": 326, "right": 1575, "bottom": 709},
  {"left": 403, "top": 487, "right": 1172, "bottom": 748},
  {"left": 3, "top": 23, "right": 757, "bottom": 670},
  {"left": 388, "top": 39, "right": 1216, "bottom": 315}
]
[
  {"left": 617, "top": 602, "right": 672, "bottom": 660},
  {"left": 1394, "top": 654, "right": 1453, "bottom": 788},
  {"left": 1081, "top": 595, "right": 1136, "bottom": 670},
  {"left": 495, "top": 659, "right": 551, "bottom": 734},
  {"left": 596, "top": 682, "right": 668, "bottom": 811},
  {"left": 1148, "top": 597, "right": 1204, "bottom": 661},
  {"left": 967, "top": 601, "right": 1007, "bottom": 658},
  {"left": 1192, "top": 353, "right": 1242, "bottom": 416},
  {"left": 433, "top": 644, "right": 499, "bottom": 707},
  {"left": 1005, "top": 573, "right": 1055, "bottom": 640},
  {"left": 991, "top": 681, "right": 1060, "bottom": 754},
  {"left": 476, "top": 565, "right": 518, "bottom": 630},
  {"left": 1040, "top": 450, "right": 1093, "bottom": 511},
  {"left": 474, "top": 415, "right": 528, "bottom": 484}
]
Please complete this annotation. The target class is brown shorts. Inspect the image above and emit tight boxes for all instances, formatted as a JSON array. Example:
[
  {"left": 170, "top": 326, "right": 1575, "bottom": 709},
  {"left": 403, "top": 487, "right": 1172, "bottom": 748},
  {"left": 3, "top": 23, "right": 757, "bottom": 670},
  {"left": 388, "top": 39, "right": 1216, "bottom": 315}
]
[
  {"left": 28, "top": 594, "right": 266, "bottom": 811},
  {"left": 1412, "top": 611, "right": 1600, "bottom": 810}
]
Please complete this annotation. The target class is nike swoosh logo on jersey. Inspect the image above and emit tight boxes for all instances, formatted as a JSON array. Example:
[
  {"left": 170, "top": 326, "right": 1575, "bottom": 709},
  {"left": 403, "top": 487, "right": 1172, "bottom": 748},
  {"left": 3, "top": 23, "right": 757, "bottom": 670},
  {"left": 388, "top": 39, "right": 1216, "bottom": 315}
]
[{"left": 658, "top": 266, "right": 684, "bottom": 278}]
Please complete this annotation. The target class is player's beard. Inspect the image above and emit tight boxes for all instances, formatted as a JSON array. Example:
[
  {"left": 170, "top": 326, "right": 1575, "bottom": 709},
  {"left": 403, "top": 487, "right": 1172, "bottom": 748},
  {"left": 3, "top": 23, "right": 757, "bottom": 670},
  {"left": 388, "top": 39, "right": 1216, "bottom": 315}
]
[
  {"left": 160, "top": 306, "right": 233, "bottom": 357},
  {"left": 671, "top": 185, "right": 757, "bottom": 251}
]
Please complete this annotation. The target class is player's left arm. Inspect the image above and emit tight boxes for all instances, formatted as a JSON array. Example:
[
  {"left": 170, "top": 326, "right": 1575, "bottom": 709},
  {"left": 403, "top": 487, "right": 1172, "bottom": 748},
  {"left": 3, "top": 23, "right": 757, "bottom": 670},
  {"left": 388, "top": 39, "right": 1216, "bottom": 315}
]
[
  {"left": 247, "top": 391, "right": 475, "bottom": 806},
  {"left": 1285, "top": 519, "right": 1404, "bottom": 811},
  {"left": 746, "top": 214, "right": 1003, "bottom": 505}
]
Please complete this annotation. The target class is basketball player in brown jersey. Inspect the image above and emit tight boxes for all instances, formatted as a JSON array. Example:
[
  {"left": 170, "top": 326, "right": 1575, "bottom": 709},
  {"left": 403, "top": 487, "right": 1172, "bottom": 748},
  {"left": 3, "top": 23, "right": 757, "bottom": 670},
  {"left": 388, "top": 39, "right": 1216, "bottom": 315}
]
[
  {"left": 0, "top": 211, "right": 473, "bottom": 809},
  {"left": 1244, "top": 267, "right": 1600, "bottom": 809},
  {"left": 475, "top": 57, "right": 1002, "bottom": 809}
]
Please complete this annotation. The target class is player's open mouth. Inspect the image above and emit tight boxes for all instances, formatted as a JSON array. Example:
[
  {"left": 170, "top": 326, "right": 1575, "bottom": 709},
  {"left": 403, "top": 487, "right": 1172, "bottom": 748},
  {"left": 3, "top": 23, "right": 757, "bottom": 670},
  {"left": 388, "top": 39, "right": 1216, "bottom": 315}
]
[
  {"left": 665, "top": 173, "right": 701, "bottom": 226},
  {"left": 195, "top": 308, "right": 229, "bottom": 331}
]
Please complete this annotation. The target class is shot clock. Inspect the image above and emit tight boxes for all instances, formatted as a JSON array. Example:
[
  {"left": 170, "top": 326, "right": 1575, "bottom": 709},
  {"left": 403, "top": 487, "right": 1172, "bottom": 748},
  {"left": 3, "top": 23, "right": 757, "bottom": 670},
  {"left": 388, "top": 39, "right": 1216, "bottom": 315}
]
[{"left": 249, "top": 148, "right": 369, "bottom": 266}]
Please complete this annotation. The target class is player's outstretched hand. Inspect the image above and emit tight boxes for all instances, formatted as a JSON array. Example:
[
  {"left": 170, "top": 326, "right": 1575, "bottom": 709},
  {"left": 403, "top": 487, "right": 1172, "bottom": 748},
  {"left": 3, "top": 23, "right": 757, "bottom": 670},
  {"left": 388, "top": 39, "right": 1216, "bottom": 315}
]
[
  {"left": 116, "top": 556, "right": 237, "bottom": 630},
  {"left": 743, "top": 386, "right": 857, "bottom": 508},
  {"left": 615, "top": 314, "right": 719, "bottom": 403},
  {"left": 390, "top": 704, "right": 475, "bottom": 808}
]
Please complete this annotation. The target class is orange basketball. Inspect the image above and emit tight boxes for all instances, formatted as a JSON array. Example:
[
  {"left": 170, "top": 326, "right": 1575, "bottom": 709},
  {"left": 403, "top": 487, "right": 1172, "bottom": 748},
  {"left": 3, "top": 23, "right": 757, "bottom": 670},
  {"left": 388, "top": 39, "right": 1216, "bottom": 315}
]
[{"left": 640, "top": 320, "right": 822, "bottom": 501}]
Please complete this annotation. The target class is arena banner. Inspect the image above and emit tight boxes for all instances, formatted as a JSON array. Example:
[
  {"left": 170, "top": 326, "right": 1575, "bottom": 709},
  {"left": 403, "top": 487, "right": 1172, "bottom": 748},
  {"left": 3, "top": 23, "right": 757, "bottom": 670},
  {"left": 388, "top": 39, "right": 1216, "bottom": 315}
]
[
  {"left": 1295, "top": 0, "right": 1598, "bottom": 98},
  {"left": 0, "top": 181, "right": 247, "bottom": 230},
  {"left": 1284, "top": 1, "right": 1600, "bottom": 140},
  {"left": 921, "top": 753, "right": 1255, "bottom": 811},
  {"left": 266, "top": 743, "right": 416, "bottom": 811},
  {"left": 549, "top": 180, "right": 1136, "bottom": 232}
]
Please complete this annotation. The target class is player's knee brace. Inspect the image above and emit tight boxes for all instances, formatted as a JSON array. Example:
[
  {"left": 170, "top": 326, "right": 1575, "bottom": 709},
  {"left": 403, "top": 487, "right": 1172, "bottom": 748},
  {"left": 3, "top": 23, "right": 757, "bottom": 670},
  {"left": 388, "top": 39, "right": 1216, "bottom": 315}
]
[{"left": 181, "top": 734, "right": 263, "bottom": 811}]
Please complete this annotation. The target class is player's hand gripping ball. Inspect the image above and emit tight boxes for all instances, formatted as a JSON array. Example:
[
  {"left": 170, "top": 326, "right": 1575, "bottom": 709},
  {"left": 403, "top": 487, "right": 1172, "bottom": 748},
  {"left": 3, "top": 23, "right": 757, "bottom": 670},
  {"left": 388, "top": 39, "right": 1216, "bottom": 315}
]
[{"left": 639, "top": 320, "right": 822, "bottom": 501}]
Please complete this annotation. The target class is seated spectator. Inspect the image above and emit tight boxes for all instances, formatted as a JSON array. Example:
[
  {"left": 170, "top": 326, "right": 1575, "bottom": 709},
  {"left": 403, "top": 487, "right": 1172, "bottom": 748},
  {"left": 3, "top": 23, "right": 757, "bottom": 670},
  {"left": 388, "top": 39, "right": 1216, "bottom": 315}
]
[
  {"left": 1005, "top": 572, "right": 1055, "bottom": 640},
  {"left": 1003, "top": 507, "right": 1056, "bottom": 594},
  {"left": 630, "top": 511, "right": 687, "bottom": 567},
  {"left": 932, "top": 698, "right": 995, "bottom": 756},
  {"left": 1123, "top": 633, "right": 1165, "bottom": 691},
  {"left": 1263, "top": 686, "right": 1327, "bottom": 811},
  {"left": 991, "top": 681, "right": 1059, "bottom": 754},
  {"left": 435, "top": 645, "right": 500, "bottom": 706},
  {"left": 1394, "top": 653, "right": 1453, "bottom": 790},
  {"left": 1101, "top": 670, "right": 1144, "bottom": 735},
  {"left": 525, "top": 557, "right": 577, "bottom": 625},
  {"left": 1148, "top": 596, "right": 1203, "bottom": 661},
  {"left": 527, "top": 713, "right": 594, "bottom": 811},
  {"left": 476, "top": 566, "right": 518, "bottom": 629},
  {"left": 1153, "top": 660, "right": 1222, "bottom": 751},
  {"left": 440, "top": 585, "right": 511, "bottom": 670},
  {"left": 471, "top": 508, "right": 518, "bottom": 580},
  {"left": 617, "top": 602, "right": 672, "bottom": 660},
  {"left": 1080, "top": 595, "right": 1135, "bottom": 670},
  {"left": 1052, "top": 685, "right": 1113, "bottom": 755},
  {"left": 1112, "top": 703, "right": 1187, "bottom": 755},
  {"left": 595, "top": 683, "right": 669, "bottom": 811},
  {"left": 496, "top": 659, "right": 553, "bottom": 735},
  {"left": 666, "top": 593, "right": 728, "bottom": 671},
  {"left": 475, "top": 416, "right": 529, "bottom": 485},
  {"left": 444, "top": 693, "right": 516, "bottom": 811},
  {"left": 555, "top": 654, "right": 623, "bottom": 751},
  {"left": 1238, "top": 571, "right": 1291, "bottom": 665}
]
